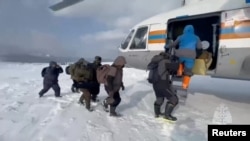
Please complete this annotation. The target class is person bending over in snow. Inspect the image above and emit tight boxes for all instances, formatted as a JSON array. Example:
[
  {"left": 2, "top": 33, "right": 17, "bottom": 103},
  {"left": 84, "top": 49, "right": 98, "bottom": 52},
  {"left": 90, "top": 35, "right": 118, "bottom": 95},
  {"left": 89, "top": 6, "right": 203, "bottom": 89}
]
[{"left": 39, "top": 61, "right": 63, "bottom": 98}]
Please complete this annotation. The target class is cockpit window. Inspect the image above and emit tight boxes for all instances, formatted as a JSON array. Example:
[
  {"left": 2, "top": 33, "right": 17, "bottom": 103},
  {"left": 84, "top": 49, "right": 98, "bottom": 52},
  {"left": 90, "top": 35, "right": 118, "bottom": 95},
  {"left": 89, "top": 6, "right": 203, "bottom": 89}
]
[
  {"left": 129, "top": 26, "right": 148, "bottom": 50},
  {"left": 121, "top": 30, "right": 134, "bottom": 49}
]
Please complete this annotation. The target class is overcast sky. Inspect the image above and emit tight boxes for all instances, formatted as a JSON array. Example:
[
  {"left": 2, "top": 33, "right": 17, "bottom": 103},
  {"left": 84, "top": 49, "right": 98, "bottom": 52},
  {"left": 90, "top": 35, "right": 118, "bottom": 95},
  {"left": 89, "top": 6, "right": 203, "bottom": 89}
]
[{"left": 0, "top": 0, "right": 187, "bottom": 59}]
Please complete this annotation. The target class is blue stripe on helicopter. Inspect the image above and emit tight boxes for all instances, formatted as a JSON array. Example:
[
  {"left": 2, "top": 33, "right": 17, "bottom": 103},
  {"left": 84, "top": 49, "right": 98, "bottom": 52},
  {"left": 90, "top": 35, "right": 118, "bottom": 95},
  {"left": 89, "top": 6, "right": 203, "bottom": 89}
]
[
  {"left": 148, "top": 34, "right": 166, "bottom": 40},
  {"left": 221, "top": 26, "right": 250, "bottom": 34}
]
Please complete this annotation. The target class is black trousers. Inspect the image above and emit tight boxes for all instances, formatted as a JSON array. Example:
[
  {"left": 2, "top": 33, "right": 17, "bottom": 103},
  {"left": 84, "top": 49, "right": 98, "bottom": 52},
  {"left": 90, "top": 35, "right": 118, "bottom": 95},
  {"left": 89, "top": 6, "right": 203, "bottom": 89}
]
[
  {"left": 39, "top": 81, "right": 60, "bottom": 97},
  {"left": 72, "top": 80, "right": 78, "bottom": 88},
  {"left": 104, "top": 86, "right": 121, "bottom": 107},
  {"left": 153, "top": 80, "right": 178, "bottom": 106}
]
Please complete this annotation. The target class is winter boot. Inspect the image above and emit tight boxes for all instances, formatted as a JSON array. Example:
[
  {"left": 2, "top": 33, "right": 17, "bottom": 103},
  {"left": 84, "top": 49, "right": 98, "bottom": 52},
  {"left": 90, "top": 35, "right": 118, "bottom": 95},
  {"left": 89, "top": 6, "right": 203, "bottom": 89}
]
[
  {"left": 85, "top": 99, "right": 93, "bottom": 112},
  {"left": 154, "top": 104, "right": 162, "bottom": 118},
  {"left": 38, "top": 90, "right": 45, "bottom": 98},
  {"left": 82, "top": 89, "right": 91, "bottom": 111},
  {"left": 78, "top": 92, "right": 85, "bottom": 105},
  {"left": 109, "top": 106, "right": 120, "bottom": 117},
  {"left": 182, "top": 75, "right": 191, "bottom": 89},
  {"left": 91, "top": 95, "right": 99, "bottom": 102},
  {"left": 102, "top": 99, "right": 109, "bottom": 112},
  {"left": 163, "top": 103, "right": 177, "bottom": 121},
  {"left": 39, "top": 93, "right": 43, "bottom": 98},
  {"left": 86, "top": 107, "right": 94, "bottom": 112},
  {"left": 78, "top": 100, "right": 84, "bottom": 105}
]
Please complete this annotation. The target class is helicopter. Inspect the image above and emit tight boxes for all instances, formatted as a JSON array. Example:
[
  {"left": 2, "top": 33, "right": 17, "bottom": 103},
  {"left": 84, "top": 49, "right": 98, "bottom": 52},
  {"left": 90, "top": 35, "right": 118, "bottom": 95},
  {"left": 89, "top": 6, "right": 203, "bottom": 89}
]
[
  {"left": 118, "top": 0, "right": 250, "bottom": 81},
  {"left": 49, "top": 0, "right": 250, "bottom": 83}
]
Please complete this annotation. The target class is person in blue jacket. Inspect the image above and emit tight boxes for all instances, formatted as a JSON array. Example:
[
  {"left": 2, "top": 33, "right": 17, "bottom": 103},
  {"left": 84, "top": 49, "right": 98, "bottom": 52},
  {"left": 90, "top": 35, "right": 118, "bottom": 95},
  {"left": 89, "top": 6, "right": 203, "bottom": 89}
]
[{"left": 169, "top": 25, "right": 202, "bottom": 89}]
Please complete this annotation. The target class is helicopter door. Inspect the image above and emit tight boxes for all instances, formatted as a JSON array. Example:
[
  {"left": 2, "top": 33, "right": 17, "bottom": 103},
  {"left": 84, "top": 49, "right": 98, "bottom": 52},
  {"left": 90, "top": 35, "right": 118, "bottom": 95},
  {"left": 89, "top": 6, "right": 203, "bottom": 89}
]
[{"left": 214, "top": 7, "right": 250, "bottom": 79}]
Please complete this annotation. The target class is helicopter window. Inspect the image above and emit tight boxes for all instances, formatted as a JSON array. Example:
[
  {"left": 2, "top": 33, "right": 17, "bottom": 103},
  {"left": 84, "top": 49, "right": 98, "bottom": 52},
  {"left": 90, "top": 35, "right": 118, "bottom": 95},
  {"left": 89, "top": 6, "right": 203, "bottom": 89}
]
[
  {"left": 129, "top": 26, "right": 148, "bottom": 50},
  {"left": 121, "top": 30, "right": 135, "bottom": 49}
]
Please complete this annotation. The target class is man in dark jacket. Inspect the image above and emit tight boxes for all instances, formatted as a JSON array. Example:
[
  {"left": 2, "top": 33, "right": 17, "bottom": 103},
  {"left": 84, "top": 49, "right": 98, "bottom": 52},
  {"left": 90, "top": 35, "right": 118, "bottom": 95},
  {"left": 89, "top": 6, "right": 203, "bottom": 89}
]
[
  {"left": 88, "top": 56, "right": 102, "bottom": 102},
  {"left": 148, "top": 52, "right": 179, "bottom": 121},
  {"left": 39, "top": 61, "right": 63, "bottom": 97}
]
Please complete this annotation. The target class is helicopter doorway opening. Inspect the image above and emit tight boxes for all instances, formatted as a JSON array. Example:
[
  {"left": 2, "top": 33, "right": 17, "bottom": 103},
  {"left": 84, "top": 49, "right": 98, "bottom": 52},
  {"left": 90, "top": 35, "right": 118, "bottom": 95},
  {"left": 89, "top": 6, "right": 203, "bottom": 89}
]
[{"left": 167, "top": 12, "right": 221, "bottom": 71}]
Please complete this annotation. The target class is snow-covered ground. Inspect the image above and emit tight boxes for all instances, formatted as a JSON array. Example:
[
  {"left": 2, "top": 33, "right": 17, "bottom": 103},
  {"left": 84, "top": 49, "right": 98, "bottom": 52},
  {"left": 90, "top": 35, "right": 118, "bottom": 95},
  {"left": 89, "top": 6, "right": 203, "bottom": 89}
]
[{"left": 0, "top": 62, "right": 249, "bottom": 141}]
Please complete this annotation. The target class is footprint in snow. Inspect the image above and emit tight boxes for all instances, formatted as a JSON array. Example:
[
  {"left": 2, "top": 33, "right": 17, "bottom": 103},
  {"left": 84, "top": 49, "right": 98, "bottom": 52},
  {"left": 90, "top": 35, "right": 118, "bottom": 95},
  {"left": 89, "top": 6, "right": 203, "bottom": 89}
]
[
  {"left": 99, "top": 131, "right": 113, "bottom": 141},
  {"left": 63, "top": 117, "right": 76, "bottom": 128},
  {"left": 4, "top": 101, "right": 24, "bottom": 112}
]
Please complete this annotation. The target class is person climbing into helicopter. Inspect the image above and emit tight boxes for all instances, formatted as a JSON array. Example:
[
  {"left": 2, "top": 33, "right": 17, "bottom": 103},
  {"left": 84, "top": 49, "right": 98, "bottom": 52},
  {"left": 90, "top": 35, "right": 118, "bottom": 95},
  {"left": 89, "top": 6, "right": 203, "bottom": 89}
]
[{"left": 166, "top": 25, "right": 202, "bottom": 89}]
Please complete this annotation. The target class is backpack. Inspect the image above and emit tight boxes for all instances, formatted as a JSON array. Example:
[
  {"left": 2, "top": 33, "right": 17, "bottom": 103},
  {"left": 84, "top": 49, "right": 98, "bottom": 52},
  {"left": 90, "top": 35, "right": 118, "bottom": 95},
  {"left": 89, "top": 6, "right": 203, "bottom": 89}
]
[
  {"left": 147, "top": 54, "right": 165, "bottom": 84},
  {"left": 96, "top": 64, "right": 111, "bottom": 84},
  {"left": 72, "top": 63, "right": 93, "bottom": 82},
  {"left": 147, "top": 62, "right": 160, "bottom": 84},
  {"left": 82, "top": 64, "right": 93, "bottom": 81}
]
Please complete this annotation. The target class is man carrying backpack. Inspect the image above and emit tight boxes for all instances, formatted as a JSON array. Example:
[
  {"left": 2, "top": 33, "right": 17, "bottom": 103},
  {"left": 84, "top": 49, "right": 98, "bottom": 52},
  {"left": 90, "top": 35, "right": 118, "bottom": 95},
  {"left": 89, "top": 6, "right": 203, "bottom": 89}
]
[
  {"left": 147, "top": 52, "right": 179, "bottom": 121},
  {"left": 100, "top": 56, "right": 126, "bottom": 117},
  {"left": 69, "top": 58, "right": 94, "bottom": 111}
]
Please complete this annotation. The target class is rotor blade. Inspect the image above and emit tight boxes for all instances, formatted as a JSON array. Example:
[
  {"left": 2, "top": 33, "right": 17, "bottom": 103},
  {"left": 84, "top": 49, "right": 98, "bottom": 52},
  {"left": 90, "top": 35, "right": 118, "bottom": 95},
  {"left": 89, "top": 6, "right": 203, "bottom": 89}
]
[{"left": 49, "top": 0, "right": 84, "bottom": 11}]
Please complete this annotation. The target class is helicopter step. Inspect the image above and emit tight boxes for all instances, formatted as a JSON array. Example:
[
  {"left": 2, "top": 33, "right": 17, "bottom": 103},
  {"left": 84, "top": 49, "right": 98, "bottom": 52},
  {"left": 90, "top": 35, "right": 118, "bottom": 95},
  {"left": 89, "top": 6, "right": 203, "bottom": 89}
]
[
  {"left": 173, "top": 84, "right": 188, "bottom": 98},
  {"left": 171, "top": 76, "right": 188, "bottom": 101}
]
